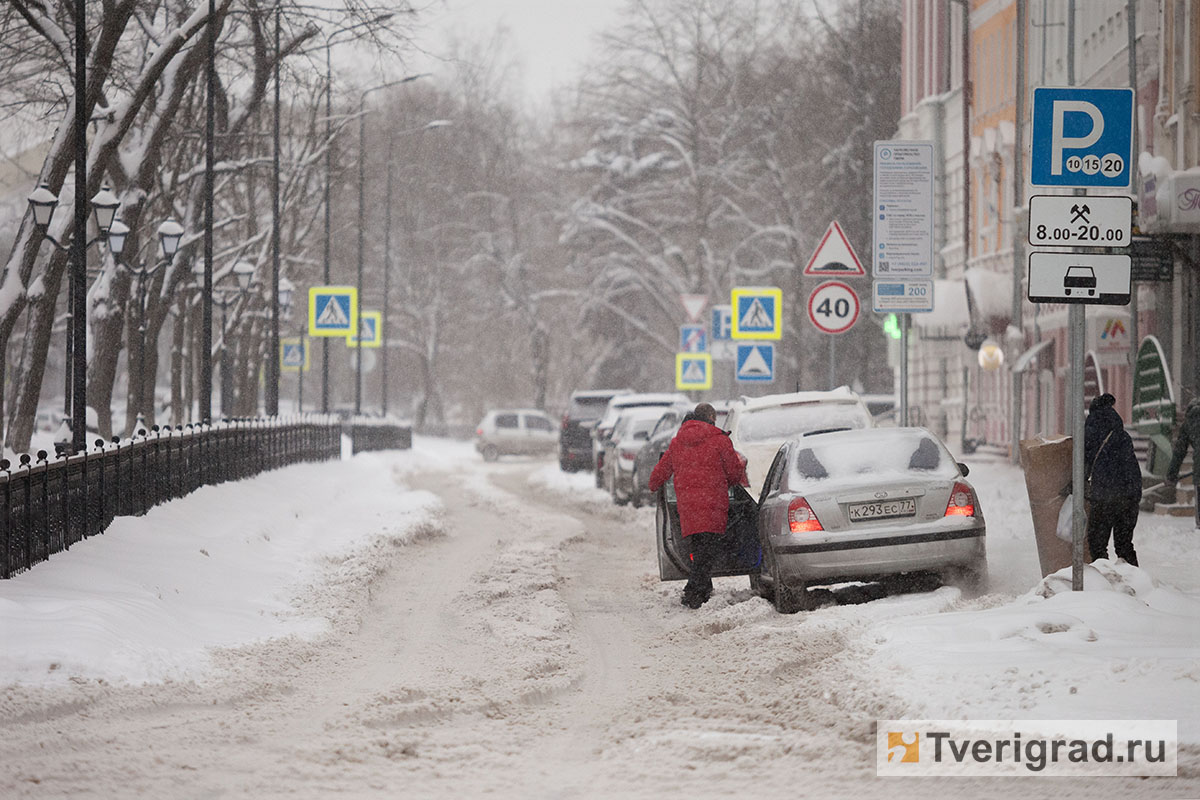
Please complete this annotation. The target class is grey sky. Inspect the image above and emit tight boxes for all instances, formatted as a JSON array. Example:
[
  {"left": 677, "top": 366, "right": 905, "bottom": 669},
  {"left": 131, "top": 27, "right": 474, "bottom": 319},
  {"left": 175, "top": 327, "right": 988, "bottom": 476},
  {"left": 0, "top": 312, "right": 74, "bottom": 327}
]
[{"left": 420, "top": 0, "right": 625, "bottom": 101}]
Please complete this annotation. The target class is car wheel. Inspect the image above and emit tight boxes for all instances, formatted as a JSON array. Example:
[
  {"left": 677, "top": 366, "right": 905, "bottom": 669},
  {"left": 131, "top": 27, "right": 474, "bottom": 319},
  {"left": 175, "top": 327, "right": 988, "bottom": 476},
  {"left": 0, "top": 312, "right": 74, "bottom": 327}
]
[
  {"left": 482, "top": 444, "right": 499, "bottom": 462},
  {"left": 770, "top": 549, "right": 808, "bottom": 614}
]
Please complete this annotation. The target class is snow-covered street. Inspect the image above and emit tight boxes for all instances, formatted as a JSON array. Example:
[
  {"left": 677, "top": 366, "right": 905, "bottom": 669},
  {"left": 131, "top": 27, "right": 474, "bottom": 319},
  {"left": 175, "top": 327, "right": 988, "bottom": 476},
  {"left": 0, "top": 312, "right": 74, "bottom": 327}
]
[{"left": 1, "top": 437, "right": 1198, "bottom": 798}]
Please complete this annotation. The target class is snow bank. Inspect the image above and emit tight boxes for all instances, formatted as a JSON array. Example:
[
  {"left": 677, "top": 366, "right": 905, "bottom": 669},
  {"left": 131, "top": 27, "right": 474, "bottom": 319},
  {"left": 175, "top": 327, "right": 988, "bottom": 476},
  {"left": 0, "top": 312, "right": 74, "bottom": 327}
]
[
  {"left": 869, "top": 558, "right": 1200, "bottom": 742},
  {"left": 0, "top": 445, "right": 453, "bottom": 687}
]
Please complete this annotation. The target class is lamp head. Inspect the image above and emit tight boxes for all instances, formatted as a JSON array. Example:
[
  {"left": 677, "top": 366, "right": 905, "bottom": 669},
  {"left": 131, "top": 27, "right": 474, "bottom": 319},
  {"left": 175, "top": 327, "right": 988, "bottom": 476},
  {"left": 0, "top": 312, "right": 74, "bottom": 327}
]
[
  {"left": 233, "top": 260, "right": 256, "bottom": 290},
  {"left": 106, "top": 219, "right": 130, "bottom": 257},
  {"left": 27, "top": 183, "right": 59, "bottom": 228},
  {"left": 278, "top": 276, "right": 295, "bottom": 310},
  {"left": 90, "top": 184, "right": 121, "bottom": 233},
  {"left": 157, "top": 218, "right": 184, "bottom": 258}
]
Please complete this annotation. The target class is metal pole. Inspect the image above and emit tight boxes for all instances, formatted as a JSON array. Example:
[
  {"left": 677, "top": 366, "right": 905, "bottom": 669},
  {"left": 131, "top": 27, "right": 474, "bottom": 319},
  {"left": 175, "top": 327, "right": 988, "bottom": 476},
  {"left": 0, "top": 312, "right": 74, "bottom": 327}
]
[
  {"left": 71, "top": 0, "right": 87, "bottom": 453},
  {"left": 382, "top": 141, "right": 393, "bottom": 416},
  {"left": 1011, "top": 0, "right": 1027, "bottom": 463},
  {"left": 1127, "top": 0, "right": 1140, "bottom": 375},
  {"left": 828, "top": 335, "right": 836, "bottom": 389},
  {"left": 900, "top": 313, "right": 909, "bottom": 426},
  {"left": 138, "top": 271, "right": 147, "bottom": 430},
  {"left": 1067, "top": 0, "right": 1086, "bottom": 592},
  {"left": 219, "top": 301, "right": 230, "bottom": 418},
  {"left": 321, "top": 44, "right": 332, "bottom": 414},
  {"left": 355, "top": 95, "right": 366, "bottom": 416},
  {"left": 202, "top": 0, "right": 216, "bottom": 425},
  {"left": 268, "top": 3, "right": 281, "bottom": 416}
]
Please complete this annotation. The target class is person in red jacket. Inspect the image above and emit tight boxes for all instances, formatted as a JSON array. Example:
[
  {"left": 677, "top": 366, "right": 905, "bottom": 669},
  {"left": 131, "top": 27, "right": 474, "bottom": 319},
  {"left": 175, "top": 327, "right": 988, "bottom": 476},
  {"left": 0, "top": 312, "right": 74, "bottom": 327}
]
[{"left": 649, "top": 402, "right": 748, "bottom": 609}]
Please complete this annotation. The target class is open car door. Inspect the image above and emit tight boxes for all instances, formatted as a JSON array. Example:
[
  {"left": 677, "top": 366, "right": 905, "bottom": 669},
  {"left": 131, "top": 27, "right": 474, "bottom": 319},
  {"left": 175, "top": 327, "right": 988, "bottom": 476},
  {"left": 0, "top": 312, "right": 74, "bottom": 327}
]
[{"left": 656, "top": 479, "right": 761, "bottom": 581}]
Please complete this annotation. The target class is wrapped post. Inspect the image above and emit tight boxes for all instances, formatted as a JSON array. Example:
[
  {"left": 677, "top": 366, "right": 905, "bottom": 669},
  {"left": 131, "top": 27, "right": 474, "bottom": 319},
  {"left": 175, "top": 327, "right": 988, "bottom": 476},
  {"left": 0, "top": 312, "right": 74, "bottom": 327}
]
[{"left": 1019, "top": 435, "right": 1075, "bottom": 578}]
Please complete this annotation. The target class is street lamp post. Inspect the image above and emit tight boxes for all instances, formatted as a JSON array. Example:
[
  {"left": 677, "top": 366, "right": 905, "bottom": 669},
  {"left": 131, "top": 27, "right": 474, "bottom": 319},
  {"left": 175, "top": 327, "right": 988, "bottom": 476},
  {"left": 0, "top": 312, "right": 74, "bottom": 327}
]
[
  {"left": 318, "top": 14, "right": 395, "bottom": 415},
  {"left": 354, "top": 76, "right": 428, "bottom": 416},
  {"left": 26, "top": 182, "right": 123, "bottom": 454},
  {"left": 379, "top": 120, "right": 450, "bottom": 417},
  {"left": 123, "top": 218, "right": 184, "bottom": 430}
]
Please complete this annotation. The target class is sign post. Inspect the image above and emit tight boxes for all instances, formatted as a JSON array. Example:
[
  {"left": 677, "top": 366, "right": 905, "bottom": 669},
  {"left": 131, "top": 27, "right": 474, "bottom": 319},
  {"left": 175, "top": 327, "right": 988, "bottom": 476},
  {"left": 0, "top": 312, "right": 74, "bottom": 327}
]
[
  {"left": 1029, "top": 86, "right": 1134, "bottom": 592},
  {"left": 874, "top": 140, "right": 935, "bottom": 424}
]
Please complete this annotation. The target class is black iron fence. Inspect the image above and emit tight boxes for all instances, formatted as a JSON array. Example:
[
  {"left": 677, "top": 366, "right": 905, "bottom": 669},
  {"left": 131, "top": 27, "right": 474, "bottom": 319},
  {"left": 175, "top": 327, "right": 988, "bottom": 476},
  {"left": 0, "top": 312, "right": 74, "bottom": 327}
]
[
  {"left": 1, "top": 418, "right": 342, "bottom": 580},
  {"left": 348, "top": 418, "right": 413, "bottom": 454}
]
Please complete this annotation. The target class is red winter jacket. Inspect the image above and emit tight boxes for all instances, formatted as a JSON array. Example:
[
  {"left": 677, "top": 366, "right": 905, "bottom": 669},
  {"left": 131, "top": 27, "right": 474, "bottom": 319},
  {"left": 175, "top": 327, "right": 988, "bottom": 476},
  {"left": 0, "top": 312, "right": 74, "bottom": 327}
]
[{"left": 648, "top": 419, "right": 748, "bottom": 537}]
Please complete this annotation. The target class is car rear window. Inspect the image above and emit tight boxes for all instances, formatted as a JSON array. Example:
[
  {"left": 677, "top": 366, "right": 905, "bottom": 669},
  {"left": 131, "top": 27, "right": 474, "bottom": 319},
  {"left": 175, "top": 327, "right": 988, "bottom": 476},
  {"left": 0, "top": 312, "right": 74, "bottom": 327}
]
[
  {"left": 791, "top": 431, "right": 959, "bottom": 482},
  {"left": 568, "top": 396, "right": 612, "bottom": 420},
  {"left": 735, "top": 403, "right": 870, "bottom": 443},
  {"left": 495, "top": 413, "right": 519, "bottom": 429}
]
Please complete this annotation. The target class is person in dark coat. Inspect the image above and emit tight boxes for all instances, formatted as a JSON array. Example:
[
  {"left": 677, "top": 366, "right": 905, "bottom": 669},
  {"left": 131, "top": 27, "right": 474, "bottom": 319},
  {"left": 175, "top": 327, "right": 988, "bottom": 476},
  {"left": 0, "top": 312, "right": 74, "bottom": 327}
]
[
  {"left": 1084, "top": 393, "right": 1142, "bottom": 566},
  {"left": 649, "top": 402, "right": 748, "bottom": 609},
  {"left": 1166, "top": 397, "right": 1200, "bottom": 528}
]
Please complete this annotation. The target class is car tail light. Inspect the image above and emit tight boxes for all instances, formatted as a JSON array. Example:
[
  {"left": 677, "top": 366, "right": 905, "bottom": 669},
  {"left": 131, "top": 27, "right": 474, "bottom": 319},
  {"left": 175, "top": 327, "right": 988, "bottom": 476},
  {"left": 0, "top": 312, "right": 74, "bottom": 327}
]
[
  {"left": 620, "top": 448, "right": 637, "bottom": 462},
  {"left": 561, "top": 413, "right": 568, "bottom": 430},
  {"left": 475, "top": 427, "right": 483, "bottom": 436},
  {"left": 945, "top": 482, "right": 976, "bottom": 517},
  {"left": 788, "top": 497, "right": 823, "bottom": 533}
]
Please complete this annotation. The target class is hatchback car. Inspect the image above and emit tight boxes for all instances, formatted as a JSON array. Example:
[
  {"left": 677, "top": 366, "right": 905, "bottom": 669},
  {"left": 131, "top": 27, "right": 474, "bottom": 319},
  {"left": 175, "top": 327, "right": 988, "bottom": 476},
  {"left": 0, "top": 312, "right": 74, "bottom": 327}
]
[
  {"left": 559, "top": 389, "right": 630, "bottom": 471},
  {"left": 603, "top": 406, "right": 675, "bottom": 505},
  {"left": 752, "top": 427, "right": 985, "bottom": 612},
  {"left": 591, "top": 392, "right": 690, "bottom": 486},
  {"left": 725, "top": 387, "right": 873, "bottom": 492},
  {"left": 475, "top": 409, "right": 558, "bottom": 461}
]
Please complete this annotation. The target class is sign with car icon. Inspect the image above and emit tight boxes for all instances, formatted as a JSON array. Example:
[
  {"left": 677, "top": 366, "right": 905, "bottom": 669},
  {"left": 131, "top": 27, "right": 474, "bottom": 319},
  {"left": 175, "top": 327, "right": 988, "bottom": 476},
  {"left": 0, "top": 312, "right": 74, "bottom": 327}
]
[{"left": 1027, "top": 252, "right": 1131, "bottom": 305}]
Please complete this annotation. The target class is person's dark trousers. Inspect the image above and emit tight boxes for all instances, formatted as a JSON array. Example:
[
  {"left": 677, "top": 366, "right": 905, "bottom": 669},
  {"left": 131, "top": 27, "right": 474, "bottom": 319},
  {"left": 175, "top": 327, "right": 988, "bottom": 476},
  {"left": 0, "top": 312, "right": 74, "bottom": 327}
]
[
  {"left": 682, "top": 531, "right": 723, "bottom": 605},
  {"left": 1086, "top": 495, "right": 1140, "bottom": 566}
]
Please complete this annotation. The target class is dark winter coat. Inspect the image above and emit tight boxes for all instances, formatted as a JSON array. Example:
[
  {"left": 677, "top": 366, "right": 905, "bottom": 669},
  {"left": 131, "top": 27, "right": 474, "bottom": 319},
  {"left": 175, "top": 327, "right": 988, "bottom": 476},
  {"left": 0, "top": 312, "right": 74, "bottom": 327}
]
[
  {"left": 648, "top": 419, "right": 748, "bottom": 537},
  {"left": 1084, "top": 404, "right": 1142, "bottom": 500},
  {"left": 1167, "top": 398, "right": 1200, "bottom": 486}
]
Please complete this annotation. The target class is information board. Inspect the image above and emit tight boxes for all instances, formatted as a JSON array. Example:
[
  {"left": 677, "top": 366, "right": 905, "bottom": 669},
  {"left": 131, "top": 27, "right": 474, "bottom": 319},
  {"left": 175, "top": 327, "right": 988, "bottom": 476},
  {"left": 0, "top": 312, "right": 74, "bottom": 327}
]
[{"left": 872, "top": 141, "right": 934, "bottom": 277}]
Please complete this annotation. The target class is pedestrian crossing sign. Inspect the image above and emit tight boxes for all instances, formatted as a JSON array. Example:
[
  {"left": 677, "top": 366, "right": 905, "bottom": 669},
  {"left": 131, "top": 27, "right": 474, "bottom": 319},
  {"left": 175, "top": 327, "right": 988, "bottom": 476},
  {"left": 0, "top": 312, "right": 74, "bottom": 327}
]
[
  {"left": 735, "top": 343, "right": 774, "bottom": 383},
  {"left": 280, "top": 337, "right": 310, "bottom": 373},
  {"left": 347, "top": 310, "right": 382, "bottom": 348},
  {"left": 308, "top": 286, "right": 357, "bottom": 338},
  {"left": 676, "top": 353, "right": 712, "bottom": 390},
  {"left": 731, "top": 287, "right": 782, "bottom": 340}
]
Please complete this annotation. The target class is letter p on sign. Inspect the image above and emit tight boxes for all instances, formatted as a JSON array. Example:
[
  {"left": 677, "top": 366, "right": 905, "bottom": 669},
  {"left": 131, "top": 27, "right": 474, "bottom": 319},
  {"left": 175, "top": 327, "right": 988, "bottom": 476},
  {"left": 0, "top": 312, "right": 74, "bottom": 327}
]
[{"left": 1051, "top": 100, "right": 1104, "bottom": 176}]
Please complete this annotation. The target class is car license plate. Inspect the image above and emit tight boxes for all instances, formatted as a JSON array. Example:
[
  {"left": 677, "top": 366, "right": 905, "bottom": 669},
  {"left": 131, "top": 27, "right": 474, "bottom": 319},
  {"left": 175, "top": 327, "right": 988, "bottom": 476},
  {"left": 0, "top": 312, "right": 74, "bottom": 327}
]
[{"left": 848, "top": 498, "right": 916, "bottom": 521}]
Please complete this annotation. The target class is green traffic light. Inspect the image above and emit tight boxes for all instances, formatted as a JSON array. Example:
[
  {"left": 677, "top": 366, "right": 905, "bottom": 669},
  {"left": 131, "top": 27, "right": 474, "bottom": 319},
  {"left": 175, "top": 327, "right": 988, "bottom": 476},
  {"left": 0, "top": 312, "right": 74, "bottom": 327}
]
[{"left": 884, "top": 313, "right": 902, "bottom": 340}]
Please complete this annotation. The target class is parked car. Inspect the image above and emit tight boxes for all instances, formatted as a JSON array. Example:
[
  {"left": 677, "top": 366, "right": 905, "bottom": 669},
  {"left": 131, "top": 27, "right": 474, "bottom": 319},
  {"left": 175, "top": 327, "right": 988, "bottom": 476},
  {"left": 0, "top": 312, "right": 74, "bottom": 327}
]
[
  {"left": 591, "top": 392, "right": 690, "bottom": 487},
  {"left": 655, "top": 427, "right": 985, "bottom": 613},
  {"left": 629, "top": 407, "right": 690, "bottom": 508},
  {"left": 559, "top": 389, "right": 630, "bottom": 471},
  {"left": 758, "top": 427, "right": 984, "bottom": 612},
  {"left": 475, "top": 409, "right": 558, "bottom": 461},
  {"left": 724, "top": 387, "right": 873, "bottom": 492},
  {"left": 603, "top": 406, "right": 674, "bottom": 505}
]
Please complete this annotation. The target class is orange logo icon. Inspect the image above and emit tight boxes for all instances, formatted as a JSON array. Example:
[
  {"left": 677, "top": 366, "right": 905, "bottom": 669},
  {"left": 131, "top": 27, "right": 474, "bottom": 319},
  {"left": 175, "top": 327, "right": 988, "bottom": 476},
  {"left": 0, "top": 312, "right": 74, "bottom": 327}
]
[{"left": 887, "top": 732, "right": 919, "bottom": 763}]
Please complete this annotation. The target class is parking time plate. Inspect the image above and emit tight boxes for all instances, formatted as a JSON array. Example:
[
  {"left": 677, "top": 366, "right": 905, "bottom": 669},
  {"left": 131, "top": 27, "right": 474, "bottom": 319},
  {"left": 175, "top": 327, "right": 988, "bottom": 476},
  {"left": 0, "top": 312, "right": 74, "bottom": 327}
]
[{"left": 848, "top": 498, "right": 916, "bottom": 522}]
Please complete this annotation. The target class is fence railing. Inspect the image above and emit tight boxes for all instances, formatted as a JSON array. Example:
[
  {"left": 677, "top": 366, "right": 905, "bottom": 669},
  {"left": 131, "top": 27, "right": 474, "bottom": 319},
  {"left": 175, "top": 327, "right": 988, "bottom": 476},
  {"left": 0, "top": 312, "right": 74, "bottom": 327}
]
[
  {"left": 348, "top": 418, "right": 413, "bottom": 454},
  {"left": 1, "top": 418, "right": 343, "bottom": 580}
]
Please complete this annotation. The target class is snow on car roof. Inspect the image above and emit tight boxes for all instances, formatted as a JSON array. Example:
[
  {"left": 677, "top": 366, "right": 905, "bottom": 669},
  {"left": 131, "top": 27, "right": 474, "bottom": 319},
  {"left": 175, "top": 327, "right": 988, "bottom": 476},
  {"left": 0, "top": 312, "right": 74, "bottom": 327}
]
[
  {"left": 609, "top": 392, "right": 690, "bottom": 407},
  {"left": 734, "top": 386, "right": 860, "bottom": 411}
]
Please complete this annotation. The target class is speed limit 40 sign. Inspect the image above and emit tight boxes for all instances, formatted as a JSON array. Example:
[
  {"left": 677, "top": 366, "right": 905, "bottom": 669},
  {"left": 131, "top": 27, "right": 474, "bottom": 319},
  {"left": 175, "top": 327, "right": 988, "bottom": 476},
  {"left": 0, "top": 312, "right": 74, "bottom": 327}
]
[{"left": 807, "top": 281, "right": 859, "bottom": 335}]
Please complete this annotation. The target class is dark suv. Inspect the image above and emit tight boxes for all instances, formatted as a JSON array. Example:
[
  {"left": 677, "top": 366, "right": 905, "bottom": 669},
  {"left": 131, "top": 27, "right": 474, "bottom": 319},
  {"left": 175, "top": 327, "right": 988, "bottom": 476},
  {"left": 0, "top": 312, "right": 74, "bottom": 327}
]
[{"left": 559, "top": 389, "right": 630, "bottom": 471}]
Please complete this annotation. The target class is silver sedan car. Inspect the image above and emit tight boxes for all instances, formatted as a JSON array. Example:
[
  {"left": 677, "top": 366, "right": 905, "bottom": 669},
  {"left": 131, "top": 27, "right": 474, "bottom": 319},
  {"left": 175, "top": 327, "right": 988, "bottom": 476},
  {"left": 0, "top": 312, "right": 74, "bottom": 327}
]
[{"left": 752, "top": 427, "right": 986, "bottom": 613}]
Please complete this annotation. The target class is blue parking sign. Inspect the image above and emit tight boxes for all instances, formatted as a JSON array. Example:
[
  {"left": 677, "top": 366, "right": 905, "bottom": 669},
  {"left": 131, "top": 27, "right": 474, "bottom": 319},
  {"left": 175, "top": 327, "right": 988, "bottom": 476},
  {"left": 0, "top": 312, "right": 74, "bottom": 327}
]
[
  {"left": 1031, "top": 87, "right": 1133, "bottom": 188},
  {"left": 711, "top": 305, "right": 732, "bottom": 341}
]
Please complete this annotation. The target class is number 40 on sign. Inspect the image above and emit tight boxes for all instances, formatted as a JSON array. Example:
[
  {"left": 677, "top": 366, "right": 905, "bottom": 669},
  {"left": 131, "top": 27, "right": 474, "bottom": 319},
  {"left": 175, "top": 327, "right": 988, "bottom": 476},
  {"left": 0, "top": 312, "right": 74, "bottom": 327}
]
[{"left": 807, "top": 281, "right": 859, "bottom": 335}]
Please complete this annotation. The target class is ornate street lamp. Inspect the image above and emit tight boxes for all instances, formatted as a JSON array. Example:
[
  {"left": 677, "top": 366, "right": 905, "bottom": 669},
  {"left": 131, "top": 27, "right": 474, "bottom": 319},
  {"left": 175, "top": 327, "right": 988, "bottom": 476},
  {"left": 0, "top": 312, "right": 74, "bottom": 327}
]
[{"left": 27, "top": 181, "right": 124, "bottom": 455}]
